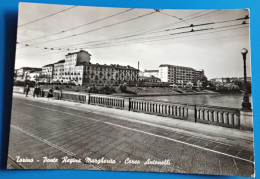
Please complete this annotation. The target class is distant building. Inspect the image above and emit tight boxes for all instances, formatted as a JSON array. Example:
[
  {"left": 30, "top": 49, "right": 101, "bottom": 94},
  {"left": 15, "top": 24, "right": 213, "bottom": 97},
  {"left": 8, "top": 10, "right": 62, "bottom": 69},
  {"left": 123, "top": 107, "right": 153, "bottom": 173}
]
[
  {"left": 138, "top": 76, "right": 161, "bottom": 83},
  {"left": 194, "top": 70, "right": 205, "bottom": 82},
  {"left": 62, "top": 50, "right": 91, "bottom": 85},
  {"left": 139, "top": 71, "right": 144, "bottom": 77},
  {"left": 27, "top": 70, "right": 42, "bottom": 82},
  {"left": 83, "top": 63, "right": 139, "bottom": 86},
  {"left": 17, "top": 50, "right": 139, "bottom": 86},
  {"left": 53, "top": 60, "right": 65, "bottom": 81},
  {"left": 159, "top": 64, "right": 203, "bottom": 85},
  {"left": 42, "top": 64, "right": 54, "bottom": 81},
  {"left": 31, "top": 50, "right": 139, "bottom": 85},
  {"left": 238, "top": 77, "right": 251, "bottom": 81},
  {"left": 16, "top": 67, "right": 42, "bottom": 81},
  {"left": 143, "top": 70, "right": 159, "bottom": 78},
  {"left": 210, "top": 77, "right": 251, "bottom": 84}
]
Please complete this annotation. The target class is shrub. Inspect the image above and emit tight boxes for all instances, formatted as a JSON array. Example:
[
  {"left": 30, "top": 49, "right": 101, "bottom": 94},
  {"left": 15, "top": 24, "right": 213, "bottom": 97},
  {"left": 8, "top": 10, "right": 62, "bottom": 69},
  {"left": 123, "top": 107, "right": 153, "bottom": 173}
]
[{"left": 119, "top": 84, "right": 127, "bottom": 92}]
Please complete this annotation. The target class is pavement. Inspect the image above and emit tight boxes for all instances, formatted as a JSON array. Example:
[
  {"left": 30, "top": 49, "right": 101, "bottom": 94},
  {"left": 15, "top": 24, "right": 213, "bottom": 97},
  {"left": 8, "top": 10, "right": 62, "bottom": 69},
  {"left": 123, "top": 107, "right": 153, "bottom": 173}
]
[{"left": 6, "top": 93, "right": 255, "bottom": 176}]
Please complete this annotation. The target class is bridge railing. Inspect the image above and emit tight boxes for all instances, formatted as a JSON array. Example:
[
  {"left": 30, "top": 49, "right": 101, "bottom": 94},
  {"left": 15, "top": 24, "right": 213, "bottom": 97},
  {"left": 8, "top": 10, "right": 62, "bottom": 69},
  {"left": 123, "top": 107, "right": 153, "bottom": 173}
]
[
  {"left": 129, "top": 99, "right": 192, "bottom": 120},
  {"left": 61, "top": 92, "right": 86, "bottom": 103},
  {"left": 88, "top": 94, "right": 125, "bottom": 109},
  {"left": 12, "top": 86, "right": 243, "bottom": 129},
  {"left": 195, "top": 105, "right": 240, "bottom": 129}
]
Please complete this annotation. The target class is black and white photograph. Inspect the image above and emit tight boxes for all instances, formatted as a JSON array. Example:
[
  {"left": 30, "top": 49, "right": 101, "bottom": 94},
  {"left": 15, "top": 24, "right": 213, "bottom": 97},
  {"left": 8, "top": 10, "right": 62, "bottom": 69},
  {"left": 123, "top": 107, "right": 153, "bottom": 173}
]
[{"left": 7, "top": 2, "right": 254, "bottom": 177}]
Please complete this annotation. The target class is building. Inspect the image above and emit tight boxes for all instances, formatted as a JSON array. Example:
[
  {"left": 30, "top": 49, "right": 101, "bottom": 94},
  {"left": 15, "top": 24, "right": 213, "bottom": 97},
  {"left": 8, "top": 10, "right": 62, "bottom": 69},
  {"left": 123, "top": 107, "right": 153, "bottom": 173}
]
[
  {"left": 42, "top": 64, "right": 54, "bottom": 81},
  {"left": 17, "top": 50, "right": 139, "bottom": 86},
  {"left": 194, "top": 70, "right": 205, "bottom": 82},
  {"left": 53, "top": 60, "right": 65, "bottom": 82},
  {"left": 159, "top": 64, "right": 197, "bottom": 85},
  {"left": 27, "top": 70, "right": 42, "bottom": 82},
  {"left": 138, "top": 76, "right": 161, "bottom": 83},
  {"left": 139, "top": 71, "right": 144, "bottom": 77},
  {"left": 83, "top": 63, "right": 139, "bottom": 86},
  {"left": 143, "top": 70, "right": 159, "bottom": 78},
  {"left": 210, "top": 77, "right": 251, "bottom": 84},
  {"left": 50, "top": 50, "right": 139, "bottom": 85},
  {"left": 63, "top": 50, "right": 91, "bottom": 85},
  {"left": 15, "top": 67, "right": 42, "bottom": 81}
]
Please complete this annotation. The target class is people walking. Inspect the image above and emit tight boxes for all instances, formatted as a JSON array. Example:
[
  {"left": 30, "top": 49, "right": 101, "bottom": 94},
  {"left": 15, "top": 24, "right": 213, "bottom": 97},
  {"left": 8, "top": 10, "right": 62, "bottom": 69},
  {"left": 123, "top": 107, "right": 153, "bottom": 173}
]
[
  {"left": 33, "top": 85, "right": 41, "bottom": 98},
  {"left": 47, "top": 87, "right": 54, "bottom": 100}
]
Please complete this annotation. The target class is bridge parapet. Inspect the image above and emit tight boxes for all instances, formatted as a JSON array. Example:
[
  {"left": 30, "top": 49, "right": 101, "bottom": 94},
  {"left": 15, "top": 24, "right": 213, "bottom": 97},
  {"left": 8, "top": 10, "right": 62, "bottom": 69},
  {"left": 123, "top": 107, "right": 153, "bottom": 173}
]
[{"left": 12, "top": 86, "right": 252, "bottom": 130}]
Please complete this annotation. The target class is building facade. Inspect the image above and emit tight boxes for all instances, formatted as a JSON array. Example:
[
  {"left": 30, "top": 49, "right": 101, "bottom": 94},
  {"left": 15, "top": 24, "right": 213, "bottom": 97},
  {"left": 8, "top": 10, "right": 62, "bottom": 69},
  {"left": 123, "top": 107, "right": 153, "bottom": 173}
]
[
  {"left": 63, "top": 50, "right": 91, "bottom": 85},
  {"left": 138, "top": 76, "right": 161, "bottom": 83},
  {"left": 36, "top": 50, "right": 139, "bottom": 86},
  {"left": 194, "top": 70, "right": 205, "bottom": 82},
  {"left": 159, "top": 64, "right": 204, "bottom": 85},
  {"left": 53, "top": 60, "right": 65, "bottom": 81},
  {"left": 42, "top": 64, "right": 54, "bottom": 81},
  {"left": 27, "top": 70, "right": 42, "bottom": 82},
  {"left": 83, "top": 63, "right": 139, "bottom": 86},
  {"left": 15, "top": 67, "right": 42, "bottom": 81}
]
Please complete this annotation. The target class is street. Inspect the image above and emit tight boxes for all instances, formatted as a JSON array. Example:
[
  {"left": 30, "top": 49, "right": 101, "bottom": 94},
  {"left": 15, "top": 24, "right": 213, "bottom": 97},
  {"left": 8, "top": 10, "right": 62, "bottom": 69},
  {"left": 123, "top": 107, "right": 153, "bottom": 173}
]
[{"left": 7, "top": 96, "right": 254, "bottom": 176}]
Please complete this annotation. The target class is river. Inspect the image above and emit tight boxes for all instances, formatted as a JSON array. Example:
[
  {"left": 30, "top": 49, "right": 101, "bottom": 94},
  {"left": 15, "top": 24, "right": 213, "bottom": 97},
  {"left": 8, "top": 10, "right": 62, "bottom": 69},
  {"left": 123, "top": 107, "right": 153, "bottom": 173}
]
[{"left": 133, "top": 93, "right": 252, "bottom": 108}]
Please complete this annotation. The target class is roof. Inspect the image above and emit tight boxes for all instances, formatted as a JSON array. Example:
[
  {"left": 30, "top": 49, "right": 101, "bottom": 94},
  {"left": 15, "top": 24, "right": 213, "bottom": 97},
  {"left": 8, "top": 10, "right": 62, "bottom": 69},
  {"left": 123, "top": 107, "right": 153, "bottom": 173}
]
[
  {"left": 144, "top": 70, "right": 159, "bottom": 72},
  {"left": 54, "top": 59, "right": 65, "bottom": 64},
  {"left": 17, "top": 67, "right": 41, "bottom": 70},
  {"left": 43, "top": 64, "right": 53, "bottom": 67},
  {"left": 81, "top": 62, "right": 138, "bottom": 70},
  {"left": 29, "top": 69, "right": 42, "bottom": 73},
  {"left": 159, "top": 64, "right": 194, "bottom": 70},
  {"left": 66, "top": 50, "right": 91, "bottom": 56}
]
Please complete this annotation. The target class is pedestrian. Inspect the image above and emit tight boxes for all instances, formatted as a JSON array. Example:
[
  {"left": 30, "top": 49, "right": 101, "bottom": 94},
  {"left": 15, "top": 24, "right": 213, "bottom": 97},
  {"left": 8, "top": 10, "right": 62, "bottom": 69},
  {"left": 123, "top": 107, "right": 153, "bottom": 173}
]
[
  {"left": 35, "top": 85, "right": 41, "bottom": 97},
  {"left": 41, "top": 86, "right": 45, "bottom": 97},
  {"left": 58, "top": 89, "right": 62, "bottom": 100},
  {"left": 47, "top": 87, "right": 54, "bottom": 100},
  {"left": 25, "top": 85, "right": 30, "bottom": 97},
  {"left": 33, "top": 86, "right": 36, "bottom": 98}
]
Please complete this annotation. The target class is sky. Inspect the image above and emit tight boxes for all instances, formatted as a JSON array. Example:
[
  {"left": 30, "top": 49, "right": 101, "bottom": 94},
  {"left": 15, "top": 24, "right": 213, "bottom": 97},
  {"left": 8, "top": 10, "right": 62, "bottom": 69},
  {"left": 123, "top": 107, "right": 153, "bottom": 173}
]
[{"left": 15, "top": 3, "right": 251, "bottom": 79}]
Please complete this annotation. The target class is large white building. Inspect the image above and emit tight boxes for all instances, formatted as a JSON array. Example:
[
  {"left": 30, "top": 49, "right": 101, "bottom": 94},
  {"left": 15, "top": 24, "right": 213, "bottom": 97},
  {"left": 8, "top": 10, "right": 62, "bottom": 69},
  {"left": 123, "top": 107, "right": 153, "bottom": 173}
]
[
  {"left": 159, "top": 64, "right": 205, "bottom": 85},
  {"left": 36, "top": 50, "right": 139, "bottom": 86}
]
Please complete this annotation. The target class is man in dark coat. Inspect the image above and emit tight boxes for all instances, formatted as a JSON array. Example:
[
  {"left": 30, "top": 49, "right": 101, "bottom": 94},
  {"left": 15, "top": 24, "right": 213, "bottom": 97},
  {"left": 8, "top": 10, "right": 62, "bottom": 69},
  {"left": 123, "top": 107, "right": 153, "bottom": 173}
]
[
  {"left": 33, "top": 85, "right": 41, "bottom": 98},
  {"left": 47, "top": 87, "right": 54, "bottom": 100},
  {"left": 25, "top": 85, "right": 30, "bottom": 97}
]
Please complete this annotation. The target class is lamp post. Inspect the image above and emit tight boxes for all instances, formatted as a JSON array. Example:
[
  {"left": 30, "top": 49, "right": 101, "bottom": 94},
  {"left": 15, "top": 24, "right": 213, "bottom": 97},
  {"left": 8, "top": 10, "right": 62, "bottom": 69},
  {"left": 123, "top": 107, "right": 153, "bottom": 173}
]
[{"left": 241, "top": 48, "right": 251, "bottom": 110}]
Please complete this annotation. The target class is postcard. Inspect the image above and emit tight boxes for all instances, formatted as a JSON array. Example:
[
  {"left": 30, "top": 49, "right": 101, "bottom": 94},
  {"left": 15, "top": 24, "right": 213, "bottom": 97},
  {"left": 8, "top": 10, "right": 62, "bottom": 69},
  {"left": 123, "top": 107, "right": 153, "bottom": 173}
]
[{"left": 7, "top": 2, "right": 254, "bottom": 177}]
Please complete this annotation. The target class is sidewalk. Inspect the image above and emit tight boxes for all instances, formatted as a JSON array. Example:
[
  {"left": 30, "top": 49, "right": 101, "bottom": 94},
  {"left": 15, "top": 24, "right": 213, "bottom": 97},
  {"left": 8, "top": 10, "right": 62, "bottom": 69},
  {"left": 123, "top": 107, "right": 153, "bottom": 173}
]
[{"left": 12, "top": 93, "right": 254, "bottom": 150}]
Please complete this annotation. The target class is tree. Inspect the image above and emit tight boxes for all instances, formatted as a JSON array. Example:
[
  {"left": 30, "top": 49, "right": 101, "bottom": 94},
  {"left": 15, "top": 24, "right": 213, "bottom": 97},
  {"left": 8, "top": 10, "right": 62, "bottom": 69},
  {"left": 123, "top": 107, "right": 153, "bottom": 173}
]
[{"left": 201, "top": 76, "right": 209, "bottom": 88}]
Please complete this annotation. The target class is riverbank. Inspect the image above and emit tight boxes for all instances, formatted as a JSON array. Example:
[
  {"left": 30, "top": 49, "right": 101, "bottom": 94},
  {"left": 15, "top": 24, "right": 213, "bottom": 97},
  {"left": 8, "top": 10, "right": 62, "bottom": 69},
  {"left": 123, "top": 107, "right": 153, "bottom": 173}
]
[{"left": 23, "top": 84, "right": 220, "bottom": 97}]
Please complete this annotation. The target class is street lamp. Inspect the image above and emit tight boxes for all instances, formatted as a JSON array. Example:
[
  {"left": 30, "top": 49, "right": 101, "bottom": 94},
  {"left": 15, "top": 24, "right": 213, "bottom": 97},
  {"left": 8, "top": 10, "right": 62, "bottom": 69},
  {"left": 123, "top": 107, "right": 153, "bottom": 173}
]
[{"left": 241, "top": 48, "right": 251, "bottom": 110}]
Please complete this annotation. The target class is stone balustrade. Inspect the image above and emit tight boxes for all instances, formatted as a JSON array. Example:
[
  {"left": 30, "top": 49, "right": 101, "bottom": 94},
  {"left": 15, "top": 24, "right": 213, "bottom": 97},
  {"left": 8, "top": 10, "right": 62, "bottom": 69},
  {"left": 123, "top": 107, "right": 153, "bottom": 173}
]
[
  {"left": 88, "top": 94, "right": 125, "bottom": 109},
  {"left": 12, "top": 86, "right": 252, "bottom": 130},
  {"left": 195, "top": 105, "right": 240, "bottom": 129},
  {"left": 130, "top": 99, "right": 190, "bottom": 120}
]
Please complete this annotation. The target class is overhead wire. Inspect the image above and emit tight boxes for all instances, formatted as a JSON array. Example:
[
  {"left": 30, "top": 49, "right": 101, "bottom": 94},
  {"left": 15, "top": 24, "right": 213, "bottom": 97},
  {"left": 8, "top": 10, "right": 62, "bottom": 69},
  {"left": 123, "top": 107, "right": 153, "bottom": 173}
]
[
  {"left": 17, "top": 24, "right": 249, "bottom": 57},
  {"left": 50, "top": 19, "right": 249, "bottom": 49},
  {"left": 19, "top": 8, "right": 134, "bottom": 43},
  {"left": 18, "top": 6, "right": 77, "bottom": 27},
  {"left": 16, "top": 9, "right": 249, "bottom": 57},
  {"left": 27, "top": 10, "right": 159, "bottom": 46}
]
